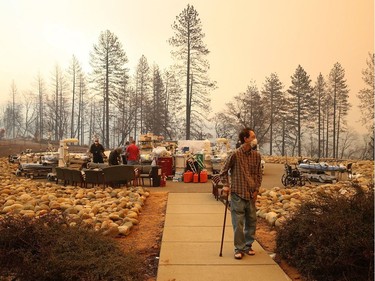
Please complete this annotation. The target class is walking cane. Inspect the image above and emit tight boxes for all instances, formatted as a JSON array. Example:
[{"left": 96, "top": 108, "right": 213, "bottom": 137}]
[{"left": 219, "top": 190, "right": 229, "bottom": 257}]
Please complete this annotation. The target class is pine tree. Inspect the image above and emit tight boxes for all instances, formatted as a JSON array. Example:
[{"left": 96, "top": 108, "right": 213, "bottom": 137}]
[
  {"left": 48, "top": 64, "right": 69, "bottom": 141},
  {"left": 287, "top": 65, "right": 313, "bottom": 156},
  {"left": 76, "top": 72, "right": 88, "bottom": 144},
  {"left": 262, "top": 73, "right": 285, "bottom": 155},
  {"left": 312, "top": 73, "right": 327, "bottom": 158},
  {"left": 357, "top": 52, "right": 374, "bottom": 159},
  {"left": 134, "top": 55, "right": 151, "bottom": 138},
  {"left": 90, "top": 30, "right": 128, "bottom": 148},
  {"left": 68, "top": 55, "right": 82, "bottom": 139},
  {"left": 10, "top": 81, "right": 18, "bottom": 139},
  {"left": 150, "top": 65, "right": 165, "bottom": 136},
  {"left": 328, "top": 62, "right": 350, "bottom": 158},
  {"left": 357, "top": 53, "right": 374, "bottom": 130},
  {"left": 163, "top": 70, "right": 184, "bottom": 140},
  {"left": 35, "top": 74, "right": 47, "bottom": 141},
  {"left": 110, "top": 69, "right": 133, "bottom": 146},
  {"left": 169, "top": 4, "right": 215, "bottom": 139}
]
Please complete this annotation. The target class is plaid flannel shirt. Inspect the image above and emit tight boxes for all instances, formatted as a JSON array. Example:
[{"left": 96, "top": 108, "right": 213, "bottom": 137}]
[{"left": 219, "top": 144, "right": 262, "bottom": 200}]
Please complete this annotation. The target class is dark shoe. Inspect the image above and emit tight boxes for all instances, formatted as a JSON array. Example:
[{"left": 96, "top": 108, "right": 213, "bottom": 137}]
[
  {"left": 246, "top": 247, "right": 255, "bottom": 256},
  {"left": 234, "top": 251, "right": 244, "bottom": 260}
]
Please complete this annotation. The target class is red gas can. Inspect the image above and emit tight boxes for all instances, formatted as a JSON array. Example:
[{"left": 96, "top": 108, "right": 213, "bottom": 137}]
[
  {"left": 193, "top": 173, "right": 199, "bottom": 183},
  {"left": 183, "top": 171, "right": 193, "bottom": 183},
  {"left": 200, "top": 170, "right": 208, "bottom": 183}
]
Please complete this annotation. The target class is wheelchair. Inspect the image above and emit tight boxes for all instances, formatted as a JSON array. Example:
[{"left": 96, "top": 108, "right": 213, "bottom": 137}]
[{"left": 281, "top": 163, "right": 306, "bottom": 187}]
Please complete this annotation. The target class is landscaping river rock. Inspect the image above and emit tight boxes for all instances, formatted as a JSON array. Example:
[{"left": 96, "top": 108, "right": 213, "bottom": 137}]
[
  {"left": 0, "top": 157, "right": 373, "bottom": 235},
  {"left": 0, "top": 159, "right": 149, "bottom": 237},
  {"left": 258, "top": 158, "right": 374, "bottom": 227}
]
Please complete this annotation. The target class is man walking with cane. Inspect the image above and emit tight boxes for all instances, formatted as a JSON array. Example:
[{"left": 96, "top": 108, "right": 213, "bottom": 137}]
[{"left": 219, "top": 128, "right": 262, "bottom": 260}]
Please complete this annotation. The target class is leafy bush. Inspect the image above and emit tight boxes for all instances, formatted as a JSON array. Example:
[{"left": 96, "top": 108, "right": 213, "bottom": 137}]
[
  {"left": 276, "top": 189, "right": 374, "bottom": 281},
  {"left": 0, "top": 214, "right": 142, "bottom": 281}
]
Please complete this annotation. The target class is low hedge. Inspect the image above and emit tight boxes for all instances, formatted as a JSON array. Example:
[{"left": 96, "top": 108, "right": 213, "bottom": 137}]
[
  {"left": 0, "top": 214, "right": 142, "bottom": 281},
  {"left": 276, "top": 188, "right": 374, "bottom": 281}
]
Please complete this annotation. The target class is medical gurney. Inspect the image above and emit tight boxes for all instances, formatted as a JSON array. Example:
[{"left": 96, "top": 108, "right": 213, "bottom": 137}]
[
  {"left": 298, "top": 162, "right": 346, "bottom": 172},
  {"left": 298, "top": 160, "right": 347, "bottom": 183}
]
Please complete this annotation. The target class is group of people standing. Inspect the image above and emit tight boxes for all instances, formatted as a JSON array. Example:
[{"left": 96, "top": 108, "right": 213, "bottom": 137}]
[{"left": 88, "top": 139, "right": 140, "bottom": 166}]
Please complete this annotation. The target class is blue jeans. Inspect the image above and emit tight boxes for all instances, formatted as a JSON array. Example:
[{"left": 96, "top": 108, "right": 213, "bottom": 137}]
[
  {"left": 230, "top": 192, "right": 257, "bottom": 252},
  {"left": 127, "top": 160, "right": 139, "bottom": 165}
]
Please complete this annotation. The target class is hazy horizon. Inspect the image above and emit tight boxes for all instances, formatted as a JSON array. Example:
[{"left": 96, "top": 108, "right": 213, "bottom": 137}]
[{"left": 0, "top": 0, "right": 373, "bottom": 135}]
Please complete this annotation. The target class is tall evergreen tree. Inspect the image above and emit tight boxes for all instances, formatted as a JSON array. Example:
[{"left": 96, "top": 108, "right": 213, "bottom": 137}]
[
  {"left": 169, "top": 4, "right": 214, "bottom": 139},
  {"left": 77, "top": 72, "right": 88, "bottom": 144},
  {"left": 150, "top": 65, "right": 165, "bottom": 136},
  {"left": 163, "top": 70, "right": 184, "bottom": 140},
  {"left": 273, "top": 95, "right": 299, "bottom": 157},
  {"left": 48, "top": 64, "right": 69, "bottom": 141},
  {"left": 35, "top": 74, "right": 47, "bottom": 141},
  {"left": 68, "top": 55, "right": 83, "bottom": 138},
  {"left": 322, "top": 90, "right": 334, "bottom": 158},
  {"left": 328, "top": 62, "right": 350, "bottom": 158},
  {"left": 262, "top": 73, "right": 285, "bottom": 155},
  {"left": 114, "top": 71, "right": 134, "bottom": 146},
  {"left": 90, "top": 30, "right": 128, "bottom": 148},
  {"left": 312, "top": 73, "right": 327, "bottom": 158},
  {"left": 134, "top": 55, "right": 151, "bottom": 138},
  {"left": 357, "top": 52, "right": 374, "bottom": 159},
  {"left": 357, "top": 53, "right": 374, "bottom": 131},
  {"left": 9, "top": 81, "right": 19, "bottom": 138},
  {"left": 287, "top": 65, "right": 312, "bottom": 156}
]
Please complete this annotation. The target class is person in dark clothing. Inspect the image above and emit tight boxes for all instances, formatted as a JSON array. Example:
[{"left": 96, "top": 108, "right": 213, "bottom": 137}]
[
  {"left": 89, "top": 139, "right": 105, "bottom": 163},
  {"left": 108, "top": 147, "right": 122, "bottom": 165}
]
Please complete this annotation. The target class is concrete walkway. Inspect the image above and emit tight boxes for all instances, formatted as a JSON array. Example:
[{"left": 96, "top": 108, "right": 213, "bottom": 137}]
[{"left": 156, "top": 192, "right": 291, "bottom": 281}]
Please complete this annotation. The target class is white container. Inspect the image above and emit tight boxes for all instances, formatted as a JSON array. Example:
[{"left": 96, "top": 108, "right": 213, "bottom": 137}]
[{"left": 175, "top": 155, "right": 187, "bottom": 168}]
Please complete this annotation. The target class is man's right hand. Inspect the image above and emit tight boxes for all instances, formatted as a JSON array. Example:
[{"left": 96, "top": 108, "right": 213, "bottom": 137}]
[{"left": 222, "top": 186, "right": 230, "bottom": 195}]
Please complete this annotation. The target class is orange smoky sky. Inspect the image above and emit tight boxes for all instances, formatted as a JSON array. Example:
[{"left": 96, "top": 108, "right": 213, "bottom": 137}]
[{"left": 0, "top": 0, "right": 373, "bottom": 134}]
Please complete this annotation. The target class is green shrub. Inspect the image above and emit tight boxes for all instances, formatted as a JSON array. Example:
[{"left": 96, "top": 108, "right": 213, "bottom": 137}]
[
  {"left": 276, "top": 189, "right": 374, "bottom": 281},
  {"left": 0, "top": 214, "right": 142, "bottom": 281}
]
